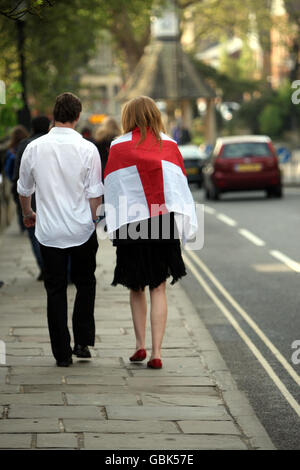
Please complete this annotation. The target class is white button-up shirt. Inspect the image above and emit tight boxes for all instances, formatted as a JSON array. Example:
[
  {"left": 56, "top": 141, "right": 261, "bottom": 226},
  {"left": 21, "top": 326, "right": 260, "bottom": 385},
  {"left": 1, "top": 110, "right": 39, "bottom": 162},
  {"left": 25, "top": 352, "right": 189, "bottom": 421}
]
[{"left": 17, "top": 127, "right": 104, "bottom": 248}]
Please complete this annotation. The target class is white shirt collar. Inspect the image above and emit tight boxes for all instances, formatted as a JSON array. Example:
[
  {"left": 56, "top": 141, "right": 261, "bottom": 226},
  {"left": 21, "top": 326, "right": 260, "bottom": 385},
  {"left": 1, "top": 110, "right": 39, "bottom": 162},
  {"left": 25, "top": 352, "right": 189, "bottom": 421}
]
[{"left": 49, "top": 127, "right": 82, "bottom": 137}]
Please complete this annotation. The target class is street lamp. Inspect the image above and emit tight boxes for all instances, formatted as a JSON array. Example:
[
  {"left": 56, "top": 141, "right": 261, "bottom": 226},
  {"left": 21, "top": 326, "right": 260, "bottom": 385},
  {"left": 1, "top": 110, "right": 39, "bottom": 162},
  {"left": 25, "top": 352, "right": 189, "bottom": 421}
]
[{"left": 14, "top": 1, "right": 31, "bottom": 130}]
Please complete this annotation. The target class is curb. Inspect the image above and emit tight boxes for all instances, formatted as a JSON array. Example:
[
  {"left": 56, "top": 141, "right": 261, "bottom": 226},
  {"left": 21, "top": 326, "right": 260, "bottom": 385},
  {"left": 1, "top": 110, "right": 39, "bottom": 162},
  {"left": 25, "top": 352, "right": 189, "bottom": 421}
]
[{"left": 171, "top": 281, "right": 276, "bottom": 450}]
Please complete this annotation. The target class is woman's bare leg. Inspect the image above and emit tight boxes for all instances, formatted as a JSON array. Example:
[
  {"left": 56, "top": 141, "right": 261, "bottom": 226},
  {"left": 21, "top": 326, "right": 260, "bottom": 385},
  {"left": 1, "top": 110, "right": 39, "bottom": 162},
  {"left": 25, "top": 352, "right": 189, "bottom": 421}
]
[
  {"left": 149, "top": 282, "right": 167, "bottom": 360},
  {"left": 130, "top": 289, "right": 147, "bottom": 350}
]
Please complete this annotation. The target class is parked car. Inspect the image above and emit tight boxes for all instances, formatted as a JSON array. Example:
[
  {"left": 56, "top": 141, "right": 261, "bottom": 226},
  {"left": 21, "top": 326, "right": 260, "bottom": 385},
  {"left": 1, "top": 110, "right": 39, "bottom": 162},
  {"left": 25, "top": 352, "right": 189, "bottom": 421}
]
[
  {"left": 203, "top": 135, "right": 283, "bottom": 200},
  {"left": 179, "top": 144, "right": 208, "bottom": 187}
]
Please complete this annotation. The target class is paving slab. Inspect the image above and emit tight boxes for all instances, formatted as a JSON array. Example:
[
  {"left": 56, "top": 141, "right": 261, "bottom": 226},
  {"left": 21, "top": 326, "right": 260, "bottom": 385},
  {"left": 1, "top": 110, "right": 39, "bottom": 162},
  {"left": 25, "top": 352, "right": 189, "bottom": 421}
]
[
  {"left": 6, "top": 348, "right": 43, "bottom": 356},
  {"left": 178, "top": 420, "right": 240, "bottom": 435},
  {"left": 0, "top": 392, "right": 64, "bottom": 405},
  {"left": 65, "top": 375, "right": 126, "bottom": 385},
  {"left": 84, "top": 433, "right": 247, "bottom": 450},
  {"left": 106, "top": 405, "right": 231, "bottom": 421},
  {"left": 36, "top": 433, "right": 78, "bottom": 449},
  {"left": 0, "top": 385, "right": 20, "bottom": 393},
  {"left": 126, "top": 376, "right": 213, "bottom": 387},
  {"left": 0, "top": 369, "right": 8, "bottom": 385},
  {"left": 66, "top": 393, "right": 139, "bottom": 406},
  {"left": 140, "top": 393, "right": 223, "bottom": 407},
  {"left": 63, "top": 419, "right": 179, "bottom": 434},
  {"left": 9, "top": 375, "right": 64, "bottom": 385},
  {"left": 0, "top": 434, "right": 32, "bottom": 449},
  {"left": 10, "top": 366, "right": 127, "bottom": 376},
  {"left": 8, "top": 404, "right": 106, "bottom": 419},
  {"left": 0, "top": 418, "right": 60, "bottom": 433}
]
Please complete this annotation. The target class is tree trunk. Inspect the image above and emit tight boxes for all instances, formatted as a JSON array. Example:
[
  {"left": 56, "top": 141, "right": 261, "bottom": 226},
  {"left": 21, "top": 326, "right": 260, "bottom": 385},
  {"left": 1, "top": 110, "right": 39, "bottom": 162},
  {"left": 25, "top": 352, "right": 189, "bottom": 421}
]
[{"left": 109, "top": 9, "right": 151, "bottom": 74}]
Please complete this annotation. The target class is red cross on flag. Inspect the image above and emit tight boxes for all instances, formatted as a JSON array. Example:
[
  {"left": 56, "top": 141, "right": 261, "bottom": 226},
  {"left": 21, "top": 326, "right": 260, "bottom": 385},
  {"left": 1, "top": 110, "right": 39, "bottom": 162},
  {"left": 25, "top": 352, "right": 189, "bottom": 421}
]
[{"left": 104, "top": 128, "right": 198, "bottom": 244}]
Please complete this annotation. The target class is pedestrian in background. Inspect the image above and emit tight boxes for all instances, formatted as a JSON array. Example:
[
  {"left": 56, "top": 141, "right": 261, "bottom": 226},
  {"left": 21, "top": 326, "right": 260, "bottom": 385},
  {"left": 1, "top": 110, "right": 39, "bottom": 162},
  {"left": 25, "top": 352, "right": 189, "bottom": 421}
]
[
  {"left": 104, "top": 96, "right": 198, "bottom": 369},
  {"left": 95, "top": 117, "right": 120, "bottom": 179},
  {"left": 17, "top": 92, "right": 104, "bottom": 367},
  {"left": 172, "top": 118, "right": 191, "bottom": 145},
  {"left": 5, "top": 125, "right": 29, "bottom": 232},
  {"left": 12, "top": 116, "right": 50, "bottom": 281},
  {"left": 81, "top": 126, "right": 95, "bottom": 144}
]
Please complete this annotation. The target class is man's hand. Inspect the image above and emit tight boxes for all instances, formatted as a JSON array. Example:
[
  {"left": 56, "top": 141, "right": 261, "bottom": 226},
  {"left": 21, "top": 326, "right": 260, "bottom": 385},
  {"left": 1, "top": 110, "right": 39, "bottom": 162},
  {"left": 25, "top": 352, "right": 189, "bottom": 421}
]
[{"left": 23, "top": 211, "right": 36, "bottom": 228}]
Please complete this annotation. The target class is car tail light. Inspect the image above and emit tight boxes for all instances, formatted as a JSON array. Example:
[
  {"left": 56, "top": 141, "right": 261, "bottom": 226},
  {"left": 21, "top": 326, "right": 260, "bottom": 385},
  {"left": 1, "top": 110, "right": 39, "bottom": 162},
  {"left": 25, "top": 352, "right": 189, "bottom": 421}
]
[{"left": 267, "top": 143, "right": 279, "bottom": 168}]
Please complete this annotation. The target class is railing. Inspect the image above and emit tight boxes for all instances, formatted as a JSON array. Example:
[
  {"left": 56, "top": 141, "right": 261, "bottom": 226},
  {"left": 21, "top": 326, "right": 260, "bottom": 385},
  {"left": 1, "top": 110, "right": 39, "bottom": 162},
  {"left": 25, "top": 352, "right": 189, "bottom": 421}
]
[{"left": 0, "top": 139, "right": 15, "bottom": 233}]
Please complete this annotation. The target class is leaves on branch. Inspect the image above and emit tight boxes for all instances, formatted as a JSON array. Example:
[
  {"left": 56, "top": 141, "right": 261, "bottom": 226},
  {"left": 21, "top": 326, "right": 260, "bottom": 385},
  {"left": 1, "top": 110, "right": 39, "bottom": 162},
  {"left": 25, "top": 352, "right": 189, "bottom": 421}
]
[{"left": 0, "top": 0, "right": 54, "bottom": 20}]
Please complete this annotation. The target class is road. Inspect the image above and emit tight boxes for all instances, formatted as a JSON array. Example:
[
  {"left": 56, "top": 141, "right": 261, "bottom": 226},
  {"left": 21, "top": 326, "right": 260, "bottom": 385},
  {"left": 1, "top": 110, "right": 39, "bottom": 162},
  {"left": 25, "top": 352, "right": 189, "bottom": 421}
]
[{"left": 181, "top": 186, "right": 300, "bottom": 450}]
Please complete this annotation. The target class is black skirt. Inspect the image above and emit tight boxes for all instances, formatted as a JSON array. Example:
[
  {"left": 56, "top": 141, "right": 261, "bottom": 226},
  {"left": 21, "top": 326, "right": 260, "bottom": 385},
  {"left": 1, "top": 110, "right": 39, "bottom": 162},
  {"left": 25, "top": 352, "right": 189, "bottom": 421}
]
[{"left": 112, "top": 240, "right": 187, "bottom": 291}]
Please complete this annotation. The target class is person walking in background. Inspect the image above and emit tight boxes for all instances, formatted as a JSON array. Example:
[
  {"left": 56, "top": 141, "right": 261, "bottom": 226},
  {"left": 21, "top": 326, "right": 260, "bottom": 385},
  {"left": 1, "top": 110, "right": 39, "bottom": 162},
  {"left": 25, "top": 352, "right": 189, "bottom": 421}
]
[
  {"left": 17, "top": 92, "right": 104, "bottom": 367},
  {"left": 95, "top": 117, "right": 120, "bottom": 179},
  {"left": 4, "top": 125, "right": 29, "bottom": 232},
  {"left": 12, "top": 116, "right": 51, "bottom": 281},
  {"left": 81, "top": 126, "right": 95, "bottom": 144},
  {"left": 104, "top": 96, "right": 198, "bottom": 369},
  {"left": 172, "top": 118, "right": 191, "bottom": 145}
]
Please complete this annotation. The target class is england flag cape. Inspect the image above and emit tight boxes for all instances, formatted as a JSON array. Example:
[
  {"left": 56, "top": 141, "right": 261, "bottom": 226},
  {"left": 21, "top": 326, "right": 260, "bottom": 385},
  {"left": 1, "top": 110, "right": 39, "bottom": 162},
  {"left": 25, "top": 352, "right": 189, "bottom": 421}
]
[{"left": 104, "top": 128, "right": 198, "bottom": 245}]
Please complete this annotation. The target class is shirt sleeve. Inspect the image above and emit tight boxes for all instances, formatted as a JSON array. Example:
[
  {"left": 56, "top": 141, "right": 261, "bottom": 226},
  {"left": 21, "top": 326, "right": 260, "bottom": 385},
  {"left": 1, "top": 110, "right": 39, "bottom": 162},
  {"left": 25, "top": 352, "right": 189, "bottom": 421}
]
[
  {"left": 17, "top": 145, "right": 35, "bottom": 197},
  {"left": 85, "top": 146, "right": 104, "bottom": 199}
]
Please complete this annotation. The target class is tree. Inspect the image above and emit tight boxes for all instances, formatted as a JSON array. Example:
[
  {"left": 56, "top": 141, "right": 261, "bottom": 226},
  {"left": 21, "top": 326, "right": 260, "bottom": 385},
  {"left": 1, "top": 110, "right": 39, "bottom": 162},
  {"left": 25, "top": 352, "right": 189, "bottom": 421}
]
[
  {"left": 0, "top": 0, "right": 54, "bottom": 20},
  {"left": 0, "top": 0, "right": 275, "bottom": 112},
  {"left": 0, "top": 82, "right": 23, "bottom": 137}
]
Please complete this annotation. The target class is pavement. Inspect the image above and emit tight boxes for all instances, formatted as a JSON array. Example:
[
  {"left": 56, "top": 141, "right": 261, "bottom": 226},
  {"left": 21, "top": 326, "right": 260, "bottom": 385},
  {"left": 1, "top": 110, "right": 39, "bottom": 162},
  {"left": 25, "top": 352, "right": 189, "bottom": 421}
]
[{"left": 0, "top": 220, "right": 275, "bottom": 450}]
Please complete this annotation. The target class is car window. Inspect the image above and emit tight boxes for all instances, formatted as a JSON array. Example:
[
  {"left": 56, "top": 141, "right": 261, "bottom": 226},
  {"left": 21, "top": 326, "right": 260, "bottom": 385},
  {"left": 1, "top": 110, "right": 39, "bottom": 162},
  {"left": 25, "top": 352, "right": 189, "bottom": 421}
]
[
  {"left": 179, "top": 146, "right": 206, "bottom": 159},
  {"left": 221, "top": 142, "right": 272, "bottom": 158}
]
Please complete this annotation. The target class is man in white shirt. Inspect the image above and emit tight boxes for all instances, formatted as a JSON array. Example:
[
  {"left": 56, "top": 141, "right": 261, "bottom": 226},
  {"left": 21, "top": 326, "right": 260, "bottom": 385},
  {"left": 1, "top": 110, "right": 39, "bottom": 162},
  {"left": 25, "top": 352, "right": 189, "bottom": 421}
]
[{"left": 17, "top": 92, "right": 104, "bottom": 367}]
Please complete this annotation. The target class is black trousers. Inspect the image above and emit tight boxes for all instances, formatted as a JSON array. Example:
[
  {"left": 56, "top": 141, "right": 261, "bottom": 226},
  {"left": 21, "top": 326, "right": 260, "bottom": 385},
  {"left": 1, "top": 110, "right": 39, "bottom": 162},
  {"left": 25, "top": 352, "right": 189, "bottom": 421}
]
[{"left": 39, "top": 231, "right": 98, "bottom": 362}]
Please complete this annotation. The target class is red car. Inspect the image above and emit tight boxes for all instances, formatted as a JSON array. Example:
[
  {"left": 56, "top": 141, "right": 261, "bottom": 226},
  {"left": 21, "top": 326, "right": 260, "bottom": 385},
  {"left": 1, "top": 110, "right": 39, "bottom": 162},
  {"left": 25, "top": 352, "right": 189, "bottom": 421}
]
[{"left": 203, "top": 135, "right": 282, "bottom": 200}]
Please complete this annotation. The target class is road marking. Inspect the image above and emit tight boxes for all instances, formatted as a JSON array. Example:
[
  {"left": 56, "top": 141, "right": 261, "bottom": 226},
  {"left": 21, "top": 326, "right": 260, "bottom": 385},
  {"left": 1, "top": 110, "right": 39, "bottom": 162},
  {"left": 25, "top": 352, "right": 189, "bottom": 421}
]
[
  {"left": 183, "top": 254, "right": 300, "bottom": 418},
  {"left": 186, "top": 250, "right": 300, "bottom": 389},
  {"left": 238, "top": 229, "right": 265, "bottom": 246},
  {"left": 217, "top": 213, "right": 237, "bottom": 226},
  {"left": 252, "top": 263, "right": 292, "bottom": 273},
  {"left": 270, "top": 250, "right": 300, "bottom": 273},
  {"left": 204, "top": 206, "right": 216, "bottom": 215}
]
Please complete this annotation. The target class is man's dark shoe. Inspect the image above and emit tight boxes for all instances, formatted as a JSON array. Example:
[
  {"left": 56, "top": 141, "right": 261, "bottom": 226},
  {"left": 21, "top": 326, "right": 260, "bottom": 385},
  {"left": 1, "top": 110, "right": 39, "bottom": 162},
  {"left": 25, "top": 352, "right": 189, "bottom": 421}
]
[
  {"left": 56, "top": 357, "right": 73, "bottom": 367},
  {"left": 73, "top": 344, "right": 91, "bottom": 358}
]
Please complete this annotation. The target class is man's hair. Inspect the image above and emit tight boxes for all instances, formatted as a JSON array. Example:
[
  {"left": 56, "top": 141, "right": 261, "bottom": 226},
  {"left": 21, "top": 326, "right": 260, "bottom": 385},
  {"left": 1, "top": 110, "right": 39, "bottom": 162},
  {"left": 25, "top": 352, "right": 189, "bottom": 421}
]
[
  {"left": 53, "top": 92, "right": 82, "bottom": 123},
  {"left": 32, "top": 116, "right": 50, "bottom": 135}
]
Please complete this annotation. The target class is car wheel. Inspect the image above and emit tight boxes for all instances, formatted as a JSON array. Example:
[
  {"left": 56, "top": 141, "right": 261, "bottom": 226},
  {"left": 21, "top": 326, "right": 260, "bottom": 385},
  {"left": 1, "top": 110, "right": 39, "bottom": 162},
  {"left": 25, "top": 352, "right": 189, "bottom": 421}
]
[
  {"left": 266, "top": 189, "right": 272, "bottom": 198},
  {"left": 266, "top": 186, "right": 283, "bottom": 198},
  {"left": 273, "top": 185, "right": 283, "bottom": 198}
]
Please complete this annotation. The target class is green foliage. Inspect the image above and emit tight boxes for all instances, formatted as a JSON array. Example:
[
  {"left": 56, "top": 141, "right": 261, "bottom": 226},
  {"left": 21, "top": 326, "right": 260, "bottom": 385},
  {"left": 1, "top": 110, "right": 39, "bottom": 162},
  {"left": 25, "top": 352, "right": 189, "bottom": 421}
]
[
  {"left": 238, "top": 80, "right": 300, "bottom": 137},
  {"left": 0, "top": 0, "right": 54, "bottom": 20},
  {"left": 0, "top": 82, "right": 23, "bottom": 137},
  {"left": 0, "top": 0, "right": 155, "bottom": 110},
  {"left": 259, "top": 104, "right": 283, "bottom": 137},
  {"left": 0, "top": 0, "right": 287, "bottom": 116},
  {"left": 191, "top": 55, "right": 261, "bottom": 102}
]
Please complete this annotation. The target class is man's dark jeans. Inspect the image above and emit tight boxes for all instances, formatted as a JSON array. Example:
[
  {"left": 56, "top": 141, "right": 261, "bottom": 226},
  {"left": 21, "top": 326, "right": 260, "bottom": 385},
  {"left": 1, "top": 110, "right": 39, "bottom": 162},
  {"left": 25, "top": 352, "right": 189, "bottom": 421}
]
[{"left": 39, "top": 231, "right": 98, "bottom": 362}]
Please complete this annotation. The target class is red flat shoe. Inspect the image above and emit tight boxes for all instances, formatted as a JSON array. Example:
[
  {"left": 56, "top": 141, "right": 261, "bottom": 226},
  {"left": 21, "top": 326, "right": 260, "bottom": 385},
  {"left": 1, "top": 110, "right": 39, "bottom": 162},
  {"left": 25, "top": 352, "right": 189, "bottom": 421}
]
[
  {"left": 129, "top": 349, "right": 147, "bottom": 362},
  {"left": 147, "top": 358, "right": 162, "bottom": 369}
]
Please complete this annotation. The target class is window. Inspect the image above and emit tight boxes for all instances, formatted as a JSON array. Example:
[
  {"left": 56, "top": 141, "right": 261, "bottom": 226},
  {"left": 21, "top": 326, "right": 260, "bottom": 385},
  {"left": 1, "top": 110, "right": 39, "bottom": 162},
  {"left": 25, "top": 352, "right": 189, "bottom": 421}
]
[{"left": 221, "top": 142, "right": 272, "bottom": 159}]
